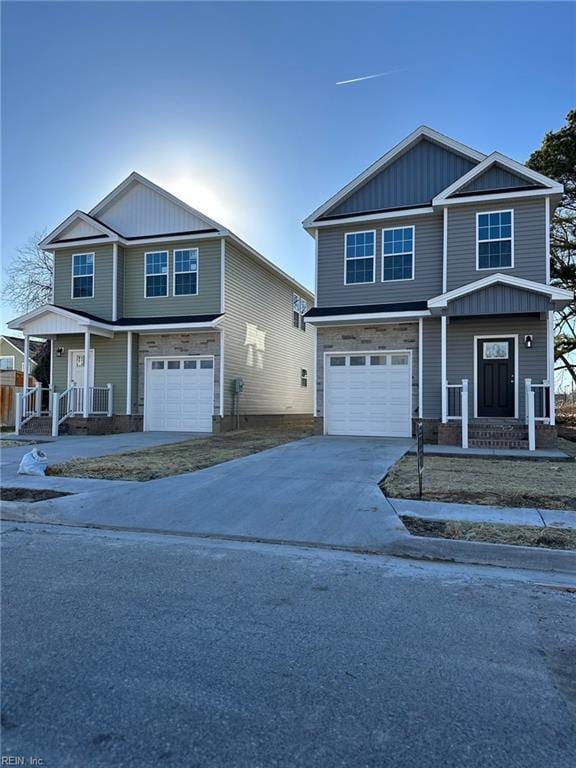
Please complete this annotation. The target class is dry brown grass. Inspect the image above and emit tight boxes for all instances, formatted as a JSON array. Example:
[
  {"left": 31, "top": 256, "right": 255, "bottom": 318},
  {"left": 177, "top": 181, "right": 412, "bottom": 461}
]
[
  {"left": 401, "top": 516, "right": 576, "bottom": 550},
  {"left": 382, "top": 438, "right": 576, "bottom": 510},
  {"left": 0, "top": 440, "right": 35, "bottom": 449},
  {"left": 47, "top": 428, "right": 313, "bottom": 481}
]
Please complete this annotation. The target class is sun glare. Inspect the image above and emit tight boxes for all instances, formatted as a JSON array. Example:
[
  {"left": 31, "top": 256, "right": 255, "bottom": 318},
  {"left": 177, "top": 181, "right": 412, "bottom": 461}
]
[{"left": 163, "top": 177, "right": 231, "bottom": 226}]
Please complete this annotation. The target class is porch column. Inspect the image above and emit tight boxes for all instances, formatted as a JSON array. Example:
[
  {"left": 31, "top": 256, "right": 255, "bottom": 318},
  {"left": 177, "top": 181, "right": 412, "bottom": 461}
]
[
  {"left": 441, "top": 315, "right": 447, "bottom": 423},
  {"left": 83, "top": 330, "right": 91, "bottom": 418},
  {"left": 23, "top": 334, "right": 30, "bottom": 389},
  {"left": 418, "top": 318, "right": 423, "bottom": 419},
  {"left": 548, "top": 310, "right": 556, "bottom": 425},
  {"left": 126, "top": 331, "right": 133, "bottom": 415}
]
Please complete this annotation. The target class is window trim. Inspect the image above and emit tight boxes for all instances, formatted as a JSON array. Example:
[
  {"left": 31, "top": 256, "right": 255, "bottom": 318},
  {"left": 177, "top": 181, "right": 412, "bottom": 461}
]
[
  {"left": 71, "top": 252, "right": 95, "bottom": 299},
  {"left": 344, "top": 230, "right": 376, "bottom": 286},
  {"left": 476, "top": 209, "right": 514, "bottom": 271},
  {"left": 0, "top": 355, "right": 16, "bottom": 371},
  {"left": 292, "top": 293, "right": 309, "bottom": 331},
  {"left": 144, "top": 250, "right": 169, "bottom": 298},
  {"left": 172, "top": 247, "right": 199, "bottom": 297},
  {"left": 381, "top": 225, "right": 415, "bottom": 282}
]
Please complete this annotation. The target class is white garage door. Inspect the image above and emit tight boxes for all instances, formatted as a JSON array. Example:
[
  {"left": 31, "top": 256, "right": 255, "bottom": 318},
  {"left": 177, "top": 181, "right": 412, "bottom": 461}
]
[
  {"left": 325, "top": 352, "right": 412, "bottom": 437},
  {"left": 144, "top": 357, "right": 214, "bottom": 432}
]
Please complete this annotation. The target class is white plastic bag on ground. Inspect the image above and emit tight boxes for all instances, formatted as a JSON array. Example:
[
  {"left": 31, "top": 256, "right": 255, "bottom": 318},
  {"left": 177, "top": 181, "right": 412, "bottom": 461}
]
[{"left": 18, "top": 448, "right": 48, "bottom": 477}]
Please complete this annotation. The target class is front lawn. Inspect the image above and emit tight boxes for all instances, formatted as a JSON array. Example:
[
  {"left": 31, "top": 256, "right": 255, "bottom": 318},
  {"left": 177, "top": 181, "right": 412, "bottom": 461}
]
[
  {"left": 401, "top": 516, "right": 576, "bottom": 549},
  {"left": 382, "top": 438, "right": 576, "bottom": 511},
  {"left": 47, "top": 428, "right": 313, "bottom": 481}
]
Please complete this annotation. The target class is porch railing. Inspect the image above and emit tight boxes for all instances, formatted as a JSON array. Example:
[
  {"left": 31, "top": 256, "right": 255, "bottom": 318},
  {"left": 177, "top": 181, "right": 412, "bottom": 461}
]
[
  {"left": 89, "top": 385, "right": 113, "bottom": 416},
  {"left": 524, "top": 379, "right": 552, "bottom": 452},
  {"left": 445, "top": 379, "right": 469, "bottom": 449},
  {"left": 52, "top": 385, "right": 78, "bottom": 437},
  {"left": 15, "top": 385, "right": 54, "bottom": 435}
]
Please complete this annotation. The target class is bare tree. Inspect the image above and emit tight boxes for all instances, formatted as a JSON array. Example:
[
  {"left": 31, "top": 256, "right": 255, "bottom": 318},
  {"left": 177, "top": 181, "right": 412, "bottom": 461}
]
[{"left": 2, "top": 230, "right": 53, "bottom": 312}]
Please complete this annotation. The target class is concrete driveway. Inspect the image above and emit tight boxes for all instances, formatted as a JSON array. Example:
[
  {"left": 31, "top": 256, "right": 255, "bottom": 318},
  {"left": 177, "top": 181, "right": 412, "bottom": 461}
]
[{"left": 1, "top": 436, "right": 414, "bottom": 549}]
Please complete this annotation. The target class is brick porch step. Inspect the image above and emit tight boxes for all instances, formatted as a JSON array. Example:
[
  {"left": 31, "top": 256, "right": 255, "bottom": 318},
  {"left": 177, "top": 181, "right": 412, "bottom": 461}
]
[
  {"left": 468, "top": 420, "right": 529, "bottom": 449},
  {"left": 19, "top": 417, "right": 52, "bottom": 435}
]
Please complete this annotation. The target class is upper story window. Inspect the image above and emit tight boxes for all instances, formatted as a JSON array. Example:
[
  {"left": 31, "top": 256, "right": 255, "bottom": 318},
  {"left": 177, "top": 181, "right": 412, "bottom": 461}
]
[
  {"left": 145, "top": 251, "right": 168, "bottom": 297},
  {"left": 293, "top": 294, "right": 308, "bottom": 331},
  {"left": 382, "top": 226, "right": 414, "bottom": 281},
  {"left": 345, "top": 231, "right": 375, "bottom": 284},
  {"left": 72, "top": 253, "right": 94, "bottom": 298},
  {"left": 0, "top": 356, "right": 15, "bottom": 370},
  {"left": 174, "top": 249, "right": 198, "bottom": 295},
  {"left": 477, "top": 210, "right": 513, "bottom": 270}
]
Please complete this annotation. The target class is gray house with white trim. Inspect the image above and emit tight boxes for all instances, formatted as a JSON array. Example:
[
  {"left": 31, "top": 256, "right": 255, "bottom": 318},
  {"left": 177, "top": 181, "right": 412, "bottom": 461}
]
[
  {"left": 9, "top": 173, "right": 313, "bottom": 435},
  {"left": 303, "top": 126, "right": 573, "bottom": 448}
]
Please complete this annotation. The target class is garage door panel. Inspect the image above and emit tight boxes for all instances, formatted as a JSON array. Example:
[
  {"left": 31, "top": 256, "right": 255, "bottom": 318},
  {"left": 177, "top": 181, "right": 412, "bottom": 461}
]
[
  {"left": 325, "top": 352, "right": 411, "bottom": 437},
  {"left": 145, "top": 357, "right": 214, "bottom": 432}
]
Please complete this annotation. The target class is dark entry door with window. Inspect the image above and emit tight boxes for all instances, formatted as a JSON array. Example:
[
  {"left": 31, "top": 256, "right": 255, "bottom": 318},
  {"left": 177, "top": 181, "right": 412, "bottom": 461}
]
[{"left": 477, "top": 337, "right": 515, "bottom": 417}]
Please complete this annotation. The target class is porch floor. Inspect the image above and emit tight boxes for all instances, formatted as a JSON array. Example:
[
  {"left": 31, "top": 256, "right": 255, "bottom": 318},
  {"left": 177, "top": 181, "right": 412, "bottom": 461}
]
[{"left": 412, "top": 445, "right": 570, "bottom": 461}]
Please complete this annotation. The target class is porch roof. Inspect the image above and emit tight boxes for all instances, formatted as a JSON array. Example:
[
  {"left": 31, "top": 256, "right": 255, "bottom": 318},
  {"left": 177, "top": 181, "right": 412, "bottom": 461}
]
[
  {"left": 7, "top": 304, "right": 225, "bottom": 337},
  {"left": 428, "top": 274, "right": 573, "bottom": 312}
]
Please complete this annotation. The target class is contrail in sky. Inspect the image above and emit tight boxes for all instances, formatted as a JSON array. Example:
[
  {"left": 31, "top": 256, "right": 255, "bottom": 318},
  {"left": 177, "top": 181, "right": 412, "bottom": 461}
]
[{"left": 336, "top": 69, "right": 405, "bottom": 86}]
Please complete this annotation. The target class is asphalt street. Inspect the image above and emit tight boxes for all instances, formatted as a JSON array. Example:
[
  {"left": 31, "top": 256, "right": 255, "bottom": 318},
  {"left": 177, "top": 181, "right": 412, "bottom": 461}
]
[{"left": 1, "top": 524, "right": 575, "bottom": 768}]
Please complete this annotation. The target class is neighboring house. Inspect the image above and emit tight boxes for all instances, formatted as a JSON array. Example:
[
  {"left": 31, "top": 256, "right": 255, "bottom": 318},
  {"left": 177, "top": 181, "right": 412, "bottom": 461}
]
[
  {"left": 0, "top": 335, "right": 43, "bottom": 376},
  {"left": 303, "top": 126, "right": 573, "bottom": 447},
  {"left": 9, "top": 173, "right": 313, "bottom": 434}
]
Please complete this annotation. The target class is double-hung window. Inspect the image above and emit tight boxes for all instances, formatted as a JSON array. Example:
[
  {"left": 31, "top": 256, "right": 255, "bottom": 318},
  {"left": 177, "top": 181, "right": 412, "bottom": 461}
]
[
  {"left": 477, "top": 210, "right": 513, "bottom": 269},
  {"left": 145, "top": 251, "right": 168, "bottom": 297},
  {"left": 345, "top": 231, "right": 375, "bottom": 284},
  {"left": 382, "top": 227, "right": 414, "bottom": 281},
  {"left": 174, "top": 249, "right": 198, "bottom": 295},
  {"left": 72, "top": 253, "right": 94, "bottom": 298},
  {"left": 293, "top": 294, "right": 308, "bottom": 331}
]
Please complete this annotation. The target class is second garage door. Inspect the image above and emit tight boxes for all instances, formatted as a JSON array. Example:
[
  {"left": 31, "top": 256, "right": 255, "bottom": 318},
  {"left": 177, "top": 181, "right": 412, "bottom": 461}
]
[
  {"left": 144, "top": 357, "right": 214, "bottom": 432},
  {"left": 325, "top": 352, "right": 412, "bottom": 437}
]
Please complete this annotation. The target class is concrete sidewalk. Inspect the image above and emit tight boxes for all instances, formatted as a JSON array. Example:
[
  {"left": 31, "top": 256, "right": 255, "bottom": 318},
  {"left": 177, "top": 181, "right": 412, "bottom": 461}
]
[{"left": 389, "top": 498, "right": 576, "bottom": 530}]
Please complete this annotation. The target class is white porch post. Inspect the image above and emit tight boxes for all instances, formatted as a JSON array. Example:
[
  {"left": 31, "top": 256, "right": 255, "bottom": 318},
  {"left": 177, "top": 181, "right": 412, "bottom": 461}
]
[
  {"left": 83, "top": 330, "right": 90, "bottom": 418},
  {"left": 461, "top": 379, "right": 469, "bottom": 449},
  {"left": 441, "top": 315, "right": 447, "bottom": 423},
  {"left": 126, "top": 332, "right": 133, "bottom": 415},
  {"left": 23, "top": 334, "right": 30, "bottom": 389},
  {"left": 548, "top": 310, "right": 555, "bottom": 425},
  {"left": 418, "top": 318, "right": 423, "bottom": 419}
]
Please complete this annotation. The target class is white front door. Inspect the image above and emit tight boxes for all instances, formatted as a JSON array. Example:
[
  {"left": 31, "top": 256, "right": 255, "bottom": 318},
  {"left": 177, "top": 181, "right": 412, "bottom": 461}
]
[
  {"left": 68, "top": 349, "right": 95, "bottom": 413},
  {"left": 325, "top": 352, "right": 412, "bottom": 437},
  {"left": 144, "top": 357, "right": 214, "bottom": 432}
]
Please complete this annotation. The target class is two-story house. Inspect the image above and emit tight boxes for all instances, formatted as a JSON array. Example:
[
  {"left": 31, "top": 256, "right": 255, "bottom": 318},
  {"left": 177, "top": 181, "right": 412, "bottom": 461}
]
[
  {"left": 9, "top": 173, "right": 313, "bottom": 435},
  {"left": 303, "top": 126, "right": 573, "bottom": 448}
]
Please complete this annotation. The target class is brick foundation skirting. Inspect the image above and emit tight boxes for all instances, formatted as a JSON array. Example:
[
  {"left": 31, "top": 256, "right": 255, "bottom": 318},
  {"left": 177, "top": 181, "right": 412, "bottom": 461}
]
[{"left": 61, "top": 415, "right": 143, "bottom": 436}]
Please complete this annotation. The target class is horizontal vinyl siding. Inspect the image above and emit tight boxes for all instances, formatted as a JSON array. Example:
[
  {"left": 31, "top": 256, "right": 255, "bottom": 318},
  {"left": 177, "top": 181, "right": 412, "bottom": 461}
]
[
  {"left": 447, "top": 284, "right": 553, "bottom": 315},
  {"left": 52, "top": 333, "right": 129, "bottom": 415},
  {"left": 223, "top": 242, "right": 313, "bottom": 416},
  {"left": 53, "top": 245, "right": 114, "bottom": 320},
  {"left": 447, "top": 198, "right": 547, "bottom": 290},
  {"left": 328, "top": 139, "right": 477, "bottom": 216},
  {"left": 446, "top": 315, "right": 547, "bottom": 420},
  {"left": 122, "top": 238, "right": 222, "bottom": 317},
  {"left": 317, "top": 213, "right": 443, "bottom": 307},
  {"left": 116, "top": 246, "right": 125, "bottom": 320},
  {"left": 0, "top": 340, "right": 23, "bottom": 369}
]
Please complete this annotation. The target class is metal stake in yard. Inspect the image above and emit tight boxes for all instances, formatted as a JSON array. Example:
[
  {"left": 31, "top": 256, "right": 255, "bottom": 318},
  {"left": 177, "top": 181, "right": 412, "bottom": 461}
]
[{"left": 417, "top": 420, "right": 424, "bottom": 499}]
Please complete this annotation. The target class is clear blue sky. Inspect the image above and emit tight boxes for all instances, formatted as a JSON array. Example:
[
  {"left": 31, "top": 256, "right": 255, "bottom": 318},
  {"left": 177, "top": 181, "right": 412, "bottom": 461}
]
[{"left": 2, "top": 1, "right": 574, "bottom": 331}]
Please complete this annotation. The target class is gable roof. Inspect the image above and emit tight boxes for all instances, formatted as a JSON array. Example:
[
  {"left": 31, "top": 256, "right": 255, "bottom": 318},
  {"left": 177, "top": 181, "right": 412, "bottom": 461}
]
[
  {"left": 428, "top": 273, "right": 573, "bottom": 309},
  {"left": 1, "top": 335, "right": 45, "bottom": 359},
  {"left": 303, "top": 126, "right": 486, "bottom": 229},
  {"left": 433, "top": 152, "right": 563, "bottom": 205},
  {"left": 39, "top": 211, "right": 120, "bottom": 249}
]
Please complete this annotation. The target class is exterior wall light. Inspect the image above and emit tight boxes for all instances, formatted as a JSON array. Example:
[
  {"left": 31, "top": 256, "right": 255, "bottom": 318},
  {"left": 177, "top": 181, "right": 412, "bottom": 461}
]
[
  {"left": 524, "top": 335, "right": 533, "bottom": 349},
  {"left": 56, "top": 347, "right": 64, "bottom": 357}
]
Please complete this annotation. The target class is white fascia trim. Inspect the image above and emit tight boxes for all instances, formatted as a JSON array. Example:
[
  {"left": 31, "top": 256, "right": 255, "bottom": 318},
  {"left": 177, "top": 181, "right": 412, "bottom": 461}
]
[
  {"left": 303, "top": 126, "right": 485, "bottom": 227},
  {"left": 89, "top": 171, "right": 225, "bottom": 233},
  {"left": 433, "top": 152, "right": 563, "bottom": 205},
  {"left": 39, "top": 211, "right": 119, "bottom": 249},
  {"left": 428, "top": 273, "right": 573, "bottom": 308},
  {"left": 1, "top": 336, "right": 27, "bottom": 356},
  {"left": 226, "top": 233, "right": 313, "bottom": 301},
  {"left": 47, "top": 230, "right": 226, "bottom": 250},
  {"left": 306, "top": 310, "right": 430, "bottom": 325},
  {"left": 7, "top": 303, "right": 225, "bottom": 334},
  {"left": 438, "top": 188, "right": 562, "bottom": 208},
  {"left": 308, "top": 207, "right": 434, "bottom": 233}
]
